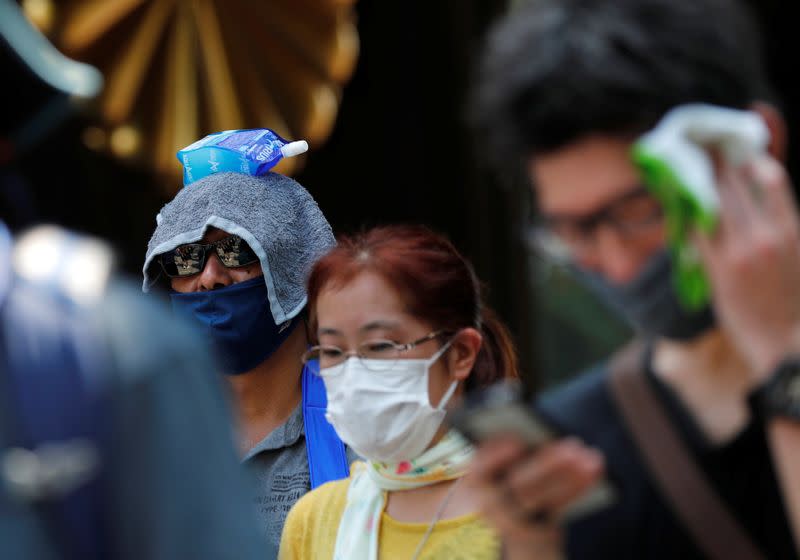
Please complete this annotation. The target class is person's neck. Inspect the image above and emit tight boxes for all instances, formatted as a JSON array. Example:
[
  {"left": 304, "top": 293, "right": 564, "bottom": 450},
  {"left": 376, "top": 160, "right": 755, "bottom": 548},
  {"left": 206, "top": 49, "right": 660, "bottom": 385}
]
[
  {"left": 652, "top": 327, "right": 753, "bottom": 389},
  {"left": 227, "top": 323, "right": 307, "bottom": 451},
  {"left": 651, "top": 327, "right": 755, "bottom": 443},
  {"left": 384, "top": 428, "right": 476, "bottom": 523},
  {"left": 385, "top": 477, "right": 473, "bottom": 523}
]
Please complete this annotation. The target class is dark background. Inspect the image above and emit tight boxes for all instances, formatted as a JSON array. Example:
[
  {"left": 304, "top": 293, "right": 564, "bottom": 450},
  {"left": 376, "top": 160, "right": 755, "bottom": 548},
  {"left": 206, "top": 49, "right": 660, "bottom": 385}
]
[{"left": 2, "top": 0, "right": 797, "bottom": 389}]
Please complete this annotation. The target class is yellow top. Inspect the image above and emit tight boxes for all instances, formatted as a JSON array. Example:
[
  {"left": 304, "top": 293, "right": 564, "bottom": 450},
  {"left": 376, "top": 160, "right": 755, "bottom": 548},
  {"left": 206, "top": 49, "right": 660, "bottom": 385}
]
[{"left": 279, "top": 478, "right": 500, "bottom": 560}]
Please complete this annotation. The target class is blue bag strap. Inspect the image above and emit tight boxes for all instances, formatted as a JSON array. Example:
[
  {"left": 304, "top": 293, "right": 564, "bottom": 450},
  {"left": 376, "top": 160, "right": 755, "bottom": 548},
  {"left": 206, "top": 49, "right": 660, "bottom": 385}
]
[{"left": 302, "top": 360, "right": 349, "bottom": 488}]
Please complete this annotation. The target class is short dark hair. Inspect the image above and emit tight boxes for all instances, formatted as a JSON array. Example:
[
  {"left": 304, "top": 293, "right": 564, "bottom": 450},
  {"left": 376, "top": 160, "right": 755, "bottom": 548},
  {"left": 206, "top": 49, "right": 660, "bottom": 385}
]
[{"left": 471, "top": 0, "right": 772, "bottom": 170}]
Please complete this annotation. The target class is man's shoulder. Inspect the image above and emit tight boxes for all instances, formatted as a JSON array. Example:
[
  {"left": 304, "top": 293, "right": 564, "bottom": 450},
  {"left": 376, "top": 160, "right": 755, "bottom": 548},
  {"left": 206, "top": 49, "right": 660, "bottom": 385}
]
[
  {"left": 537, "top": 361, "right": 654, "bottom": 559},
  {"left": 537, "top": 361, "right": 619, "bottom": 436},
  {"left": 535, "top": 356, "right": 650, "bottom": 469}
]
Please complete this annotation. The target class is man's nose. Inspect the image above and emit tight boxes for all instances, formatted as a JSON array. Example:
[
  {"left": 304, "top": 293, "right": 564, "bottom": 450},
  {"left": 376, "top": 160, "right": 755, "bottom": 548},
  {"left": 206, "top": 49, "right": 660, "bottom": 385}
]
[
  {"left": 576, "top": 224, "right": 644, "bottom": 285},
  {"left": 197, "top": 252, "right": 233, "bottom": 291}
]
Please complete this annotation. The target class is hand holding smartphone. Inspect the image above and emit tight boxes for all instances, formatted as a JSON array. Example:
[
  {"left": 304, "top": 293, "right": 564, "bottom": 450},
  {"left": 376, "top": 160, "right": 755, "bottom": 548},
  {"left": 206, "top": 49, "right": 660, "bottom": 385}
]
[{"left": 447, "top": 381, "right": 616, "bottom": 522}]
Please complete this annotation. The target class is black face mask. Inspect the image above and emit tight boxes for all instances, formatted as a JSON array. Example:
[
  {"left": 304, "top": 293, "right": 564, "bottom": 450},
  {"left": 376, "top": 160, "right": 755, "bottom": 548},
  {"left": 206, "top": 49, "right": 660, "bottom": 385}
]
[{"left": 570, "top": 250, "right": 715, "bottom": 341}]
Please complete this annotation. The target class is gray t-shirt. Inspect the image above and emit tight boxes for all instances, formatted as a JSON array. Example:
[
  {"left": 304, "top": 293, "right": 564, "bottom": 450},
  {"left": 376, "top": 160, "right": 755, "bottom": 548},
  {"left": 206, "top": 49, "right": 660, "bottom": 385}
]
[{"left": 242, "top": 403, "right": 359, "bottom": 550}]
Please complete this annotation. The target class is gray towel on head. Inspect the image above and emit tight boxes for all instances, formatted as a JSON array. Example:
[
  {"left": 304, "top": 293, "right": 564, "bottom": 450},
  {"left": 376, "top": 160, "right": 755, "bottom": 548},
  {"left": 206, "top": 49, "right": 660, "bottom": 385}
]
[{"left": 143, "top": 172, "right": 335, "bottom": 324}]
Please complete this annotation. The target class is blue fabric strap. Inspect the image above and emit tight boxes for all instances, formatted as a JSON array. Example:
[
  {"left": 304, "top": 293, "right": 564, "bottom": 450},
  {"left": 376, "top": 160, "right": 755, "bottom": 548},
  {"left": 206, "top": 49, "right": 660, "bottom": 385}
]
[{"left": 302, "top": 361, "right": 348, "bottom": 489}]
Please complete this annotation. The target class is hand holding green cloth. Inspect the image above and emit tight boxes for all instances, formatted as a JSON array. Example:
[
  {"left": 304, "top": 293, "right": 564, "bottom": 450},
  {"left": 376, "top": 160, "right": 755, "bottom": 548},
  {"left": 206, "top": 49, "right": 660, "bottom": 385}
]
[{"left": 632, "top": 104, "right": 769, "bottom": 309}]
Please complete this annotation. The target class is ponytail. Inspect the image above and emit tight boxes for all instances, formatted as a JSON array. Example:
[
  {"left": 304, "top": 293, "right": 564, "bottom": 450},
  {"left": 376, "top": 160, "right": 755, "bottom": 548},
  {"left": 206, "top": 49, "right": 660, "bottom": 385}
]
[{"left": 468, "top": 306, "right": 520, "bottom": 392}]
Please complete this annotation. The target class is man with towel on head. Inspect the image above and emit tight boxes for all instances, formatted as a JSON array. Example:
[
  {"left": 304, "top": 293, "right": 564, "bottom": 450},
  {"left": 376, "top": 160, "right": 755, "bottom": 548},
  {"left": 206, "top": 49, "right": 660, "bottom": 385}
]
[{"left": 142, "top": 144, "right": 357, "bottom": 550}]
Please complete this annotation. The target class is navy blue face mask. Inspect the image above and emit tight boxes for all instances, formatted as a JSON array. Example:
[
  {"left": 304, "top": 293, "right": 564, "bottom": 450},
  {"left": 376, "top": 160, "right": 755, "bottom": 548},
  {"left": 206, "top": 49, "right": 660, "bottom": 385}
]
[{"left": 169, "top": 277, "right": 297, "bottom": 375}]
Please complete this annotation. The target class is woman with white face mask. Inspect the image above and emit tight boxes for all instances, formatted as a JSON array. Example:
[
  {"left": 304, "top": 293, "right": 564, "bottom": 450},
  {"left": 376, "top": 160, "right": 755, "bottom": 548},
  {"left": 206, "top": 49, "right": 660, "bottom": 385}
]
[{"left": 279, "top": 225, "right": 596, "bottom": 560}]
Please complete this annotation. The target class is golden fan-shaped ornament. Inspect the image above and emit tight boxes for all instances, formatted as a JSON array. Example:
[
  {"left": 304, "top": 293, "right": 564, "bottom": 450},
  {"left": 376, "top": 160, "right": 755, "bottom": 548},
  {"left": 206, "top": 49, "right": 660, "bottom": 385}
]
[{"left": 23, "top": 0, "right": 359, "bottom": 189}]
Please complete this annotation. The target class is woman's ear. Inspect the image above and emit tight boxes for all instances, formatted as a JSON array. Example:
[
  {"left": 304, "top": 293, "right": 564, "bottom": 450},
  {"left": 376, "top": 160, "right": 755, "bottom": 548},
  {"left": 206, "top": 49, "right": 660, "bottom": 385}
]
[
  {"left": 446, "top": 328, "right": 483, "bottom": 382},
  {"left": 751, "top": 101, "right": 788, "bottom": 162}
]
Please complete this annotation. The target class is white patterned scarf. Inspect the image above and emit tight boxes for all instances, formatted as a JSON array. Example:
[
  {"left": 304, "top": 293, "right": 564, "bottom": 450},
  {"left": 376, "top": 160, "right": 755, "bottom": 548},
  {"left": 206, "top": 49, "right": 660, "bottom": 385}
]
[{"left": 332, "top": 430, "right": 474, "bottom": 560}]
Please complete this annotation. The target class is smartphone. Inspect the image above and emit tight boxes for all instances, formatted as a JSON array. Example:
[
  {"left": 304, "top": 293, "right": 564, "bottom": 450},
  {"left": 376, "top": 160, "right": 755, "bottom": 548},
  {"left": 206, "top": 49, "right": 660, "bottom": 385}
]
[{"left": 447, "top": 381, "right": 616, "bottom": 521}]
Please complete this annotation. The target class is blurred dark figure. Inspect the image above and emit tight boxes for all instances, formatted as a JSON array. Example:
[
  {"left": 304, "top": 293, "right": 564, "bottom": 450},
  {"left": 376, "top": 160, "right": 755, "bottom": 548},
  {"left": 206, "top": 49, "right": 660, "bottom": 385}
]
[
  {"left": 469, "top": 0, "right": 800, "bottom": 558},
  {"left": 0, "top": 223, "right": 273, "bottom": 559}
]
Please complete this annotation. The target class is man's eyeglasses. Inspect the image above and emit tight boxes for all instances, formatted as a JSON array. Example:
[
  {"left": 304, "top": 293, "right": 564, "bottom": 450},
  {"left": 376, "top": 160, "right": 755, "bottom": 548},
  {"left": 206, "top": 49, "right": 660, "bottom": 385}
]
[
  {"left": 302, "top": 330, "right": 451, "bottom": 373},
  {"left": 159, "top": 234, "right": 260, "bottom": 278},
  {"left": 527, "top": 186, "right": 664, "bottom": 261}
]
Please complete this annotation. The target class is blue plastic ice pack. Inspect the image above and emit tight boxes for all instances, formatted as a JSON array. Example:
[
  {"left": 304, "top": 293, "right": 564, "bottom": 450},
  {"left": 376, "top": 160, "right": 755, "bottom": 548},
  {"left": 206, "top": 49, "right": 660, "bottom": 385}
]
[{"left": 177, "top": 128, "right": 308, "bottom": 186}]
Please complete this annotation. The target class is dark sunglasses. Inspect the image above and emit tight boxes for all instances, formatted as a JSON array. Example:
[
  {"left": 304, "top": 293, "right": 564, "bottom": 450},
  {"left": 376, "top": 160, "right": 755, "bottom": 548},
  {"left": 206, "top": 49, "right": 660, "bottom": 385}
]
[{"left": 159, "top": 234, "right": 260, "bottom": 278}]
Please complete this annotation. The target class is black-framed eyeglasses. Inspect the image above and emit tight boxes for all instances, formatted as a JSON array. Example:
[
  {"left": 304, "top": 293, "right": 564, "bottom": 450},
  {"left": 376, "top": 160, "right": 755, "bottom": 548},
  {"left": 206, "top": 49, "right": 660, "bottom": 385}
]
[
  {"left": 527, "top": 186, "right": 664, "bottom": 261},
  {"left": 159, "top": 234, "right": 260, "bottom": 278},
  {"left": 302, "top": 330, "right": 452, "bottom": 373}
]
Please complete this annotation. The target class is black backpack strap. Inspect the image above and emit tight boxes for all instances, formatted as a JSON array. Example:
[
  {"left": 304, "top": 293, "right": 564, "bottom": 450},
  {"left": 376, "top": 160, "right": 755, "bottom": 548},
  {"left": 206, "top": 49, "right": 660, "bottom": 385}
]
[{"left": 608, "top": 340, "right": 766, "bottom": 560}]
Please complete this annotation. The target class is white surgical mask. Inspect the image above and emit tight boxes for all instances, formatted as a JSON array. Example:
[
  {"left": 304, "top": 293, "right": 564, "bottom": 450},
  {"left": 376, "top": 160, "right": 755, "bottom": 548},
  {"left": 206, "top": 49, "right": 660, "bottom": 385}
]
[{"left": 322, "top": 340, "right": 458, "bottom": 463}]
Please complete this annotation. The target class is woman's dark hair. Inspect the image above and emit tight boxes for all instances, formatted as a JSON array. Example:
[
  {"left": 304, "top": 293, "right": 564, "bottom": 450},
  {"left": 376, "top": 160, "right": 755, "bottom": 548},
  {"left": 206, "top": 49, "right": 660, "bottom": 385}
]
[
  {"left": 471, "top": 0, "right": 772, "bottom": 170},
  {"left": 307, "top": 225, "right": 519, "bottom": 391}
]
